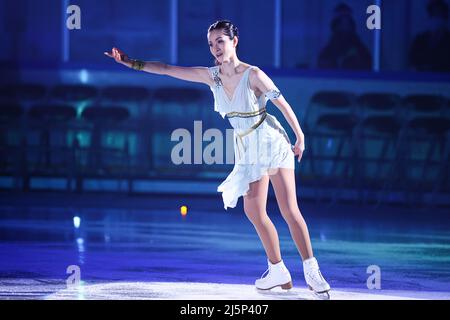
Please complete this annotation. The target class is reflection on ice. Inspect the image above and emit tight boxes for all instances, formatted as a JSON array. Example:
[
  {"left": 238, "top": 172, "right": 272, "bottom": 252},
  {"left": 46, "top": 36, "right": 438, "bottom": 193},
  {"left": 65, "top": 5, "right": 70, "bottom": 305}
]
[{"left": 44, "top": 281, "right": 448, "bottom": 300}]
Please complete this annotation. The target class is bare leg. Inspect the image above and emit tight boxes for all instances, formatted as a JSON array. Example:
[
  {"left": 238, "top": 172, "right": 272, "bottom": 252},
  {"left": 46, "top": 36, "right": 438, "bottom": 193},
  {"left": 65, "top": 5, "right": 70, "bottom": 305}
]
[
  {"left": 243, "top": 175, "right": 282, "bottom": 264},
  {"left": 270, "top": 168, "right": 314, "bottom": 260}
]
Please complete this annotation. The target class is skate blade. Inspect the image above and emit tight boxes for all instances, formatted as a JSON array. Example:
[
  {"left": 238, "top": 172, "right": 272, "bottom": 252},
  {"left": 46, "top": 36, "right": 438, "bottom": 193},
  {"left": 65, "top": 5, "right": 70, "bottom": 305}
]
[
  {"left": 308, "top": 285, "right": 331, "bottom": 300},
  {"left": 256, "top": 281, "right": 293, "bottom": 291}
]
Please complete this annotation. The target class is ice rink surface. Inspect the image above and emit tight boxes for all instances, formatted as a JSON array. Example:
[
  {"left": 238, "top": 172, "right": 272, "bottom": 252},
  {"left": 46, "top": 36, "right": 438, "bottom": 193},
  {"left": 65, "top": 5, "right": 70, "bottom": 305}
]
[{"left": 1, "top": 194, "right": 449, "bottom": 300}]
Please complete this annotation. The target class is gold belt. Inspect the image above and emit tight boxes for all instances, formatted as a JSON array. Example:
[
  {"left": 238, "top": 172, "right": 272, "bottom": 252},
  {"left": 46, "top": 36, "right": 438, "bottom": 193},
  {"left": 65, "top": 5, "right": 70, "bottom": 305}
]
[
  {"left": 234, "top": 112, "right": 267, "bottom": 160},
  {"left": 226, "top": 107, "right": 266, "bottom": 118}
]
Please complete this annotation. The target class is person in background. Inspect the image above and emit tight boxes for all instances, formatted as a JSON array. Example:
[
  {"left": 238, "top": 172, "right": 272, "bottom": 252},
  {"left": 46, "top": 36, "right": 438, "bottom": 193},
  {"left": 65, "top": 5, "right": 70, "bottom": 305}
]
[
  {"left": 409, "top": 0, "right": 450, "bottom": 73},
  {"left": 317, "top": 2, "right": 372, "bottom": 71}
]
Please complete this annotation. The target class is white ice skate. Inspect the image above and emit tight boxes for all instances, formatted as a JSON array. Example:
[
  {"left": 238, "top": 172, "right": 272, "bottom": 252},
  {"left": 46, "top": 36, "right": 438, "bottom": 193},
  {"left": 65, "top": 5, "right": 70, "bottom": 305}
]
[
  {"left": 303, "top": 257, "right": 331, "bottom": 300},
  {"left": 255, "top": 259, "right": 293, "bottom": 291}
]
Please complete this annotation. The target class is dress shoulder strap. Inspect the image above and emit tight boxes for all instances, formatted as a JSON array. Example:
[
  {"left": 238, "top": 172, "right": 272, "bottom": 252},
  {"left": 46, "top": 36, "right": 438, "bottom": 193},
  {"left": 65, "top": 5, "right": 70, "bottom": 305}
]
[{"left": 208, "top": 66, "right": 222, "bottom": 88}]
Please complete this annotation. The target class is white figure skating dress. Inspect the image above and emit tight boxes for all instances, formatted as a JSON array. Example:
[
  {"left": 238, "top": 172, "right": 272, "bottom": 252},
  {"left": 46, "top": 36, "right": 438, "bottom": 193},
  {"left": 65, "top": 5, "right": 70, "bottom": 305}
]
[{"left": 208, "top": 65, "right": 295, "bottom": 210}]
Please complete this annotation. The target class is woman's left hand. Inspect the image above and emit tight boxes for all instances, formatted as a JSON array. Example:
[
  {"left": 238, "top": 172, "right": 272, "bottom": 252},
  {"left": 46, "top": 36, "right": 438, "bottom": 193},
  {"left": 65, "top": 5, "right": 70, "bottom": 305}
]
[{"left": 292, "top": 135, "right": 305, "bottom": 163}]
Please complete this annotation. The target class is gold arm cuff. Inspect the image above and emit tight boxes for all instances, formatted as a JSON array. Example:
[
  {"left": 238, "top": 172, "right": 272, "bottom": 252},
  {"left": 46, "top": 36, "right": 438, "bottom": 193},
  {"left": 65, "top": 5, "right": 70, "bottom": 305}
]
[{"left": 131, "top": 59, "right": 145, "bottom": 71}]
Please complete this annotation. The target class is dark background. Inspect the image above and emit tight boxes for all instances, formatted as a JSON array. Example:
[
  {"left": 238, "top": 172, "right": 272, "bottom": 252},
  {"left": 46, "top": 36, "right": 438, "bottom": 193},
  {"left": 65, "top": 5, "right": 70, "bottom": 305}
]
[{"left": 1, "top": 0, "right": 449, "bottom": 208}]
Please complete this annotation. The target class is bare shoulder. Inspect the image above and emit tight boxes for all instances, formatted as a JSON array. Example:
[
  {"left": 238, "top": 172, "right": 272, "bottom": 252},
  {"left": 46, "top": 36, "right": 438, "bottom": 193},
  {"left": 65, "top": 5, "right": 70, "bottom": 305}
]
[
  {"left": 248, "top": 65, "right": 271, "bottom": 84},
  {"left": 248, "top": 65, "right": 259, "bottom": 83},
  {"left": 195, "top": 66, "right": 215, "bottom": 86},
  {"left": 248, "top": 65, "right": 262, "bottom": 78},
  {"left": 248, "top": 65, "right": 269, "bottom": 94}
]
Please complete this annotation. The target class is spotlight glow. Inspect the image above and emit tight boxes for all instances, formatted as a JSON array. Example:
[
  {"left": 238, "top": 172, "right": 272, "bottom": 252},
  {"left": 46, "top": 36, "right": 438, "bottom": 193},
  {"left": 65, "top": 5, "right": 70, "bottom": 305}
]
[
  {"left": 73, "top": 216, "right": 81, "bottom": 228},
  {"left": 79, "top": 69, "right": 89, "bottom": 84}
]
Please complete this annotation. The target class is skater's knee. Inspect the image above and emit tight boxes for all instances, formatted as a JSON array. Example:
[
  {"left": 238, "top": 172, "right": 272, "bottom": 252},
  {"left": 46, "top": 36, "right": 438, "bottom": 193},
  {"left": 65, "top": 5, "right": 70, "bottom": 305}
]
[
  {"left": 279, "top": 205, "right": 302, "bottom": 224},
  {"left": 244, "top": 202, "right": 261, "bottom": 216},
  {"left": 244, "top": 207, "right": 269, "bottom": 226}
]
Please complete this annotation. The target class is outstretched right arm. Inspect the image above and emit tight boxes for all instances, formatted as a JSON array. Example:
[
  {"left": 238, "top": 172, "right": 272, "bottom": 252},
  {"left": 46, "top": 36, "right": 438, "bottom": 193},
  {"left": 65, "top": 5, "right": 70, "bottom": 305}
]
[{"left": 104, "top": 47, "right": 212, "bottom": 86}]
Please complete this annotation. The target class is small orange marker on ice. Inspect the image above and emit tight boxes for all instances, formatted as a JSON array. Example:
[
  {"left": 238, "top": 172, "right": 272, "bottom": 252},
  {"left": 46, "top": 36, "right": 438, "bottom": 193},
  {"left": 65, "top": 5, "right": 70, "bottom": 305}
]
[{"left": 180, "top": 205, "right": 188, "bottom": 216}]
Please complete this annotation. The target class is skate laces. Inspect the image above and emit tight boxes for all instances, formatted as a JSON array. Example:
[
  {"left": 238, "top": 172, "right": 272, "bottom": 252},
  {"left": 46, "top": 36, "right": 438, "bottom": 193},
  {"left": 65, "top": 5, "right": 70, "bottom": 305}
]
[
  {"left": 260, "top": 268, "right": 270, "bottom": 279},
  {"left": 306, "top": 267, "right": 327, "bottom": 286}
]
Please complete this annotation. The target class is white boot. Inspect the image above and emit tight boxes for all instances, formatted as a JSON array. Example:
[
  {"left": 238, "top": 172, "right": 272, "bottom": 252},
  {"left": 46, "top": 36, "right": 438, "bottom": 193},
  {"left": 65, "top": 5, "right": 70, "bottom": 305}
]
[
  {"left": 255, "top": 259, "right": 293, "bottom": 290},
  {"left": 303, "top": 257, "right": 331, "bottom": 299}
]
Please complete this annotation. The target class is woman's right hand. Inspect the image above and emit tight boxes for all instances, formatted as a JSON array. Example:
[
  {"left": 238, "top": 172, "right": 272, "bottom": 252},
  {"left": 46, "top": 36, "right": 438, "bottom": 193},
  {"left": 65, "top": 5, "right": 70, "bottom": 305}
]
[
  {"left": 104, "top": 47, "right": 131, "bottom": 67},
  {"left": 292, "top": 134, "right": 305, "bottom": 163}
]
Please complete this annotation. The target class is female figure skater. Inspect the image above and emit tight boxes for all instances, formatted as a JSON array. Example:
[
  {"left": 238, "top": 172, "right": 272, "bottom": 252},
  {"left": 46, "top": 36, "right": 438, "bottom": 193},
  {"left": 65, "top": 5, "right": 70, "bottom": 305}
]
[{"left": 105, "top": 20, "right": 330, "bottom": 299}]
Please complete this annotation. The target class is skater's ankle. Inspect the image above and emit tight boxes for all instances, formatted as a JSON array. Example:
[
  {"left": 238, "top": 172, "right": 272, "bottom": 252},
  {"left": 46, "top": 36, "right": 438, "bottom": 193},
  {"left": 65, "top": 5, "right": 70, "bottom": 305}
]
[
  {"left": 302, "top": 256, "right": 315, "bottom": 262},
  {"left": 269, "top": 258, "right": 282, "bottom": 265}
]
